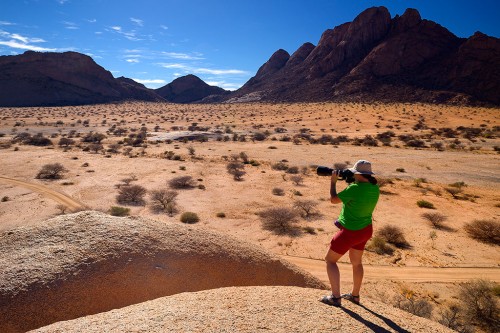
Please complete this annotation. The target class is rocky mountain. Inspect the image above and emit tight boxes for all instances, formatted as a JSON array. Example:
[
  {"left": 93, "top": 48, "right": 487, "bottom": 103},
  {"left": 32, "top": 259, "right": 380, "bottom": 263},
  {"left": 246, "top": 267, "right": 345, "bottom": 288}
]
[
  {"left": 155, "top": 74, "right": 229, "bottom": 103},
  {"left": 0, "top": 51, "right": 164, "bottom": 107},
  {"left": 1, "top": 7, "right": 497, "bottom": 107},
  {"left": 227, "top": 7, "right": 500, "bottom": 105}
]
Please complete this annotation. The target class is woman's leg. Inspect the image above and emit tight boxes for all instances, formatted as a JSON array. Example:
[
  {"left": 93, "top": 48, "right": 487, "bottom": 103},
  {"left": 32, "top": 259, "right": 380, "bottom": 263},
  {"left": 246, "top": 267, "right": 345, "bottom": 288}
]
[
  {"left": 348, "top": 248, "right": 365, "bottom": 296},
  {"left": 325, "top": 249, "right": 344, "bottom": 297}
]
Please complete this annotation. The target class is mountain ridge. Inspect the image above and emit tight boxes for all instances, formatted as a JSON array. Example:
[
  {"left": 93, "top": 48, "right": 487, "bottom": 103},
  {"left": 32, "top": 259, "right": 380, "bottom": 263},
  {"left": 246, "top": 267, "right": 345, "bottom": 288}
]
[
  {"left": 225, "top": 6, "right": 500, "bottom": 105},
  {"left": 155, "top": 74, "right": 229, "bottom": 103},
  {"left": 0, "top": 6, "right": 498, "bottom": 106}
]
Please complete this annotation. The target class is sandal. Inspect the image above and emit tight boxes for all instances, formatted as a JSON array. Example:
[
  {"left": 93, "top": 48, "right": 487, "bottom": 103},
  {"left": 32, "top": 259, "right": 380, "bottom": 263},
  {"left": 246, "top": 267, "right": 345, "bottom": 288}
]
[
  {"left": 320, "top": 294, "right": 342, "bottom": 307},
  {"left": 342, "top": 293, "right": 360, "bottom": 305}
]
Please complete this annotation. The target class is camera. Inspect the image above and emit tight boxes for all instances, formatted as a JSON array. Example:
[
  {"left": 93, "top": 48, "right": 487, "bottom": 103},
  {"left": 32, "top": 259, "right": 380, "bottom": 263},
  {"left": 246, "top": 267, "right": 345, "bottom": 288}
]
[{"left": 316, "top": 166, "right": 355, "bottom": 183}]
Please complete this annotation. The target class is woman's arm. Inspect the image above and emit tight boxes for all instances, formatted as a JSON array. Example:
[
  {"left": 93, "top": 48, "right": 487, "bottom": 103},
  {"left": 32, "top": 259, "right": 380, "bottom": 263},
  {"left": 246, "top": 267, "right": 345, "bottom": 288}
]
[{"left": 330, "top": 172, "right": 342, "bottom": 204}]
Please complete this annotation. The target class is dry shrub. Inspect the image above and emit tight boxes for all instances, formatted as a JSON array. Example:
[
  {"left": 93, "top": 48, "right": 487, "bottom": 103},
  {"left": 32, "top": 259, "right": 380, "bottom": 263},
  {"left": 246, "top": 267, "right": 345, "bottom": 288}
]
[
  {"left": 109, "top": 206, "right": 130, "bottom": 217},
  {"left": 290, "top": 175, "right": 304, "bottom": 186},
  {"left": 376, "top": 225, "right": 411, "bottom": 249},
  {"left": 168, "top": 176, "right": 196, "bottom": 189},
  {"left": 285, "top": 166, "right": 299, "bottom": 174},
  {"left": 445, "top": 186, "right": 463, "bottom": 199},
  {"left": 116, "top": 185, "right": 147, "bottom": 205},
  {"left": 459, "top": 280, "right": 499, "bottom": 333},
  {"left": 180, "top": 211, "right": 199, "bottom": 224},
  {"left": 417, "top": 200, "right": 435, "bottom": 209},
  {"left": 271, "top": 161, "right": 289, "bottom": 171},
  {"left": 149, "top": 189, "right": 178, "bottom": 214},
  {"left": 259, "top": 207, "right": 299, "bottom": 235},
  {"left": 421, "top": 212, "right": 451, "bottom": 230},
  {"left": 293, "top": 199, "right": 319, "bottom": 218},
  {"left": 393, "top": 290, "right": 433, "bottom": 319},
  {"left": 272, "top": 187, "right": 285, "bottom": 196},
  {"left": 366, "top": 236, "right": 394, "bottom": 255},
  {"left": 36, "top": 163, "right": 68, "bottom": 180},
  {"left": 226, "top": 162, "right": 246, "bottom": 181},
  {"left": 436, "top": 303, "right": 473, "bottom": 333},
  {"left": 464, "top": 220, "right": 500, "bottom": 245}
]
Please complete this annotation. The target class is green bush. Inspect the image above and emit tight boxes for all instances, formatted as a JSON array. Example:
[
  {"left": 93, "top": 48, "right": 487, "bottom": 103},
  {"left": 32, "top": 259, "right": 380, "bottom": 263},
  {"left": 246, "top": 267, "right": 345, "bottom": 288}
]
[
  {"left": 180, "top": 212, "right": 200, "bottom": 224},
  {"left": 109, "top": 206, "right": 130, "bottom": 217},
  {"left": 417, "top": 200, "right": 435, "bottom": 209}
]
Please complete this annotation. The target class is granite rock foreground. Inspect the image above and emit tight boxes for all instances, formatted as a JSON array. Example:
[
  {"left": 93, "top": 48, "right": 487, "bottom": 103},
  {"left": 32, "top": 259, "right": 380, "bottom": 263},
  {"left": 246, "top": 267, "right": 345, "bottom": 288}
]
[
  {"left": 0, "top": 211, "right": 324, "bottom": 332},
  {"left": 31, "top": 286, "right": 454, "bottom": 333}
]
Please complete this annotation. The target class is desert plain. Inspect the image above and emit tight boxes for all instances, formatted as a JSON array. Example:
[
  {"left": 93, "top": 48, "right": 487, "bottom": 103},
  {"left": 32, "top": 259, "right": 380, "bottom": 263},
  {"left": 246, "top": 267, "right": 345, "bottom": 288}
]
[{"left": 0, "top": 101, "right": 499, "bottom": 326}]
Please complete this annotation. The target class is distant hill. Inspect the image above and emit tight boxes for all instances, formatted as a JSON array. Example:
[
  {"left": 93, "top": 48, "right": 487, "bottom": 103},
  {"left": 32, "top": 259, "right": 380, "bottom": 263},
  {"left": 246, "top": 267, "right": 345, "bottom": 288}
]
[
  {"left": 0, "top": 51, "right": 164, "bottom": 107},
  {"left": 226, "top": 7, "right": 500, "bottom": 105},
  {"left": 155, "top": 74, "right": 230, "bottom": 103}
]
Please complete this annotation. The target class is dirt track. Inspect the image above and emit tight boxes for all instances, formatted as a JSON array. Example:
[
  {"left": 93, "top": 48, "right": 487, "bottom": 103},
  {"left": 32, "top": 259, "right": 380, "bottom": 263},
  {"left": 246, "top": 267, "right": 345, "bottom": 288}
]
[
  {"left": 282, "top": 255, "right": 500, "bottom": 284},
  {"left": 0, "top": 176, "right": 85, "bottom": 212},
  {"left": 1, "top": 176, "right": 498, "bottom": 284}
]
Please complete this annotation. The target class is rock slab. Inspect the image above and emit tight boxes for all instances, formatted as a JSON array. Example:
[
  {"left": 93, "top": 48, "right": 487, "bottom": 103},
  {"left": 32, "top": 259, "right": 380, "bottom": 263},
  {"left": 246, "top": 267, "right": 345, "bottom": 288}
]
[{"left": 0, "top": 211, "right": 324, "bottom": 332}]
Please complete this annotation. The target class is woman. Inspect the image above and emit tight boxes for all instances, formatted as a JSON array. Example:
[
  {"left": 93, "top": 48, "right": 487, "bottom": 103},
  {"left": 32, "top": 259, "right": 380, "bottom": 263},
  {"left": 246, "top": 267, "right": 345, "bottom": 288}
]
[{"left": 320, "top": 160, "right": 380, "bottom": 307}]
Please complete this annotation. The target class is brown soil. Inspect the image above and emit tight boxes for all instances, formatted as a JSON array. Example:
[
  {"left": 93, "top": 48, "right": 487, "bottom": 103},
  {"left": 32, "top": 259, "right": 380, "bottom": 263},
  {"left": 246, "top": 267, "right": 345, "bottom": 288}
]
[{"left": 0, "top": 101, "right": 498, "bottom": 326}]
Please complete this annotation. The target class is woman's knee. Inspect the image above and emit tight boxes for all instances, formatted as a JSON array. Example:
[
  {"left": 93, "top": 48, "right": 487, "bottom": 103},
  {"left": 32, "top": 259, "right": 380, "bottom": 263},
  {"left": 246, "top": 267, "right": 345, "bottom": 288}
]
[{"left": 325, "top": 249, "right": 343, "bottom": 263}]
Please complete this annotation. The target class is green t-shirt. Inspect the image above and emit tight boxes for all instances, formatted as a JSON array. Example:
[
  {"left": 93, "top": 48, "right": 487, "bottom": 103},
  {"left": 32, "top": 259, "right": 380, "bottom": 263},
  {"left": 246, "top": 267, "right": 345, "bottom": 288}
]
[{"left": 337, "top": 182, "right": 380, "bottom": 230}]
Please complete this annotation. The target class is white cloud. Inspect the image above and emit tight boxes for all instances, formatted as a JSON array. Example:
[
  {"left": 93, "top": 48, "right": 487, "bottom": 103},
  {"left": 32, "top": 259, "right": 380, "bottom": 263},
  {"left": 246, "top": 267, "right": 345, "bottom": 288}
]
[
  {"left": 132, "top": 78, "right": 167, "bottom": 85},
  {"left": 10, "top": 33, "right": 29, "bottom": 43},
  {"left": 159, "top": 63, "right": 189, "bottom": 69},
  {"left": 58, "top": 0, "right": 70, "bottom": 4},
  {"left": 158, "top": 62, "right": 249, "bottom": 78},
  {"left": 130, "top": 18, "right": 144, "bottom": 27},
  {"left": 108, "top": 26, "right": 142, "bottom": 41},
  {"left": 126, "top": 58, "right": 139, "bottom": 63},
  {"left": 160, "top": 25, "right": 168, "bottom": 30},
  {"left": 205, "top": 80, "right": 242, "bottom": 91},
  {"left": 63, "top": 21, "right": 79, "bottom": 30},
  {"left": 87, "top": 19, "right": 97, "bottom": 23},
  {"left": 0, "top": 21, "right": 15, "bottom": 26},
  {"left": 0, "top": 30, "right": 58, "bottom": 52},
  {"left": 9, "top": 33, "right": 46, "bottom": 44},
  {"left": 0, "top": 40, "right": 56, "bottom": 52},
  {"left": 162, "top": 51, "right": 204, "bottom": 60},
  {"left": 194, "top": 68, "right": 249, "bottom": 75}
]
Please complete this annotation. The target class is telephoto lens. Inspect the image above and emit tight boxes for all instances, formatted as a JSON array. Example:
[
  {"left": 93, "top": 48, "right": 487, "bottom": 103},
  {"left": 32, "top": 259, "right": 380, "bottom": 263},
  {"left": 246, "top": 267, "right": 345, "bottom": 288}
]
[{"left": 316, "top": 166, "right": 334, "bottom": 176}]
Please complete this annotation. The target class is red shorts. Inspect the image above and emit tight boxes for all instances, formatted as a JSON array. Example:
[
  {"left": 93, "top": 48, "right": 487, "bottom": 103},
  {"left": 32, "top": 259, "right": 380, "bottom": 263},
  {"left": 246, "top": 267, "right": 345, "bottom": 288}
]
[{"left": 330, "top": 223, "right": 373, "bottom": 255}]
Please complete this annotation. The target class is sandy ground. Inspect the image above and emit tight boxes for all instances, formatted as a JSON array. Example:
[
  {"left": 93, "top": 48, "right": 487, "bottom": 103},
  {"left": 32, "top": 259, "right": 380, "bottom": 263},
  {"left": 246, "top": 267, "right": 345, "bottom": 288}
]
[{"left": 0, "top": 101, "right": 499, "bottom": 314}]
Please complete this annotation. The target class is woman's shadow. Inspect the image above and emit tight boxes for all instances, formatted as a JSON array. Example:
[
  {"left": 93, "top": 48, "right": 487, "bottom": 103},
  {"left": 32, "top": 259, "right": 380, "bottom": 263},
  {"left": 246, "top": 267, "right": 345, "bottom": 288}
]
[{"left": 340, "top": 303, "right": 411, "bottom": 333}]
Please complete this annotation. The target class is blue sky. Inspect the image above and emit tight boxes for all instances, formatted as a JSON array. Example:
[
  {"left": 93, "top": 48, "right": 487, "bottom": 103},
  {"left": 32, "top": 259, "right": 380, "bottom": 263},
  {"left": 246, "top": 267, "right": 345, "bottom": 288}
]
[{"left": 1, "top": 0, "right": 499, "bottom": 90}]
